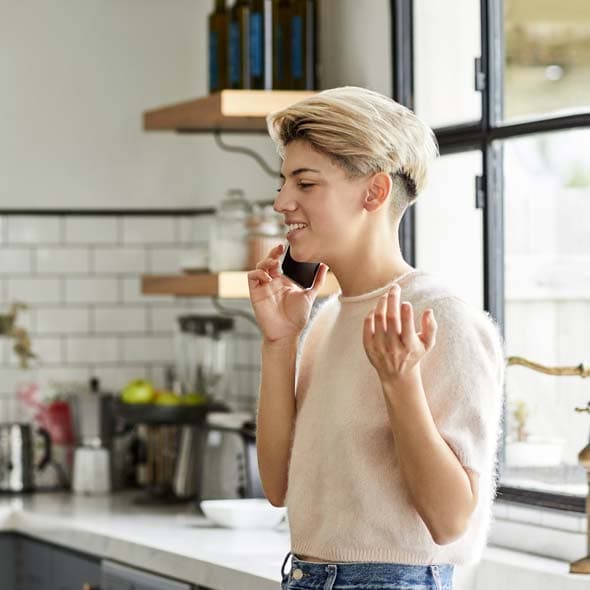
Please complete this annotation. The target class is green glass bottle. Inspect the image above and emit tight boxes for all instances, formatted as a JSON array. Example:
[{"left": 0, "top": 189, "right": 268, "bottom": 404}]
[
  {"left": 290, "top": 0, "right": 316, "bottom": 90},
  {"left": 208, "top": 0, "right": 229, "bottom": 93},
  {"left": 249, "top": 0, "right": 273, "bottom": 89},
  {"left": 273, "top": 0, "right": 293, "bottom": 89},
  {"left": 229, "top": 0, "right": 252, "bottom": 89}
]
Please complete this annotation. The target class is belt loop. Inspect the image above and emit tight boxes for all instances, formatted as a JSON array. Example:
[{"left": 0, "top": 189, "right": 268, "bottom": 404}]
[{"left": 281, "top": 550, "right": 293, "bottom": 578}]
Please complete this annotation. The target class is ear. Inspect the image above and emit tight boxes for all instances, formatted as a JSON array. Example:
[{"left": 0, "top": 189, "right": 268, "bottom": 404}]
[{"left": 363, "top": 172, "right": 392, "bottom": 212}]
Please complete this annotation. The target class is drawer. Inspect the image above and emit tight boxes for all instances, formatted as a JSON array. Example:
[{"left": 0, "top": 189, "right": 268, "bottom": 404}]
[{"left": 101, "top": 560, "right": 192, "bottom": 590}]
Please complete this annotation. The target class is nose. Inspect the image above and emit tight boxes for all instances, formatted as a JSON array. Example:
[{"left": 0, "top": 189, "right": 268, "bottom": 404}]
[{"left": 273, "top": 185, "right": 298, "bottom": 215}]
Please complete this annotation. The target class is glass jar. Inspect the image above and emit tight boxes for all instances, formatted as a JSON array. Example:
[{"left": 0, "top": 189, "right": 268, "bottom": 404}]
[
  {"left": 208, "top": 189, "right": 254, "bottom": 272},
  {"left": 246, "top": 204, "right": 286, "bottom": 269}
]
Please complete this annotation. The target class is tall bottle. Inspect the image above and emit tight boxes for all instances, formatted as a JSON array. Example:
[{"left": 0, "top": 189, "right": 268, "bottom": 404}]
[
  {"left": 229, "top": 0, "right": 252, "bottom": 89},
  {"left": 249, "top": 0, "right": 273, "bottom": 89},
  {"left": 290, "top": 0, "right": 316, "bottom": 90},
  {"left": 273, "top": 0, "right": 292, "bottom": 89},
  {"left": 208, "top": 0, "right": 229, "bottom": 93}
]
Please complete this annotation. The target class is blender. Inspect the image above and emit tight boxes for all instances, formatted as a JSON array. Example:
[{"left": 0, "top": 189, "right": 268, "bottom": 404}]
[{"left": 174, "top": 315, "right": 235, "bottom": 408}]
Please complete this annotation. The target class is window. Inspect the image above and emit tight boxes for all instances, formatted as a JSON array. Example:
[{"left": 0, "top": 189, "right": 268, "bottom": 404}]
[{"left": 392, "top": 0, "right": 590, "bottom": 512}]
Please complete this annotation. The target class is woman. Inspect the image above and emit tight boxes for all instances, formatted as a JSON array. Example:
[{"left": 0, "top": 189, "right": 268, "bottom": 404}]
[{"left": 247, "top": 87, "right": 505, "bottom": 590}]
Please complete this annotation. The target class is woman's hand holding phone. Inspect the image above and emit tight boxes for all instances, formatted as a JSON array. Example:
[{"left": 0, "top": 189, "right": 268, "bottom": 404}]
[{"left": 247, "top": 243, "right": 328, "bottom": 343}]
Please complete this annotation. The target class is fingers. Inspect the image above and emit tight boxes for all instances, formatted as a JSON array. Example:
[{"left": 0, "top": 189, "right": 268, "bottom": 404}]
[
  {"left": 362, "top": 309, "right": 375, "bottom": 352},
  {"left": 366, "top": 287, "right": 418, "bottom": 350},
  {"left": 255, "top": 243, "right": 285, "bottom": 277},
  {"left": 247, "top": 268, "right": 272, "bottom": 289},
  {"left": 387, "top": 285, "right": 402, "bottom": 335},
  {"left": 399, "top": 301, "right": 416, "bottom": 349},
  {"left": 420, "top": 309, "right": 437, "bottom": 351}
]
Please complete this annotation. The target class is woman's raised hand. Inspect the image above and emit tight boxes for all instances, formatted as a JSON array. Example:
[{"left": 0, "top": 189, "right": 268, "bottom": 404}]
[
  {"left": 247, "top": 243, "right": 328, "bottom": 343},
  {"left": 363, "top": 284, "right": 437, "bottom": 386}
]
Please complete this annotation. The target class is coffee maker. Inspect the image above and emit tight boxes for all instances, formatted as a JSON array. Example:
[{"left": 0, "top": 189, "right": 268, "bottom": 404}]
[{"left": 69, "top": 377, "right": 132, "bottom": 493}]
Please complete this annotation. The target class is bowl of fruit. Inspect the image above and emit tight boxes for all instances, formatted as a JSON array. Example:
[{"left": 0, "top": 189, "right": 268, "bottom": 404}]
[{"left": 115, "top": 379, "right": 228, "bottom": 424}]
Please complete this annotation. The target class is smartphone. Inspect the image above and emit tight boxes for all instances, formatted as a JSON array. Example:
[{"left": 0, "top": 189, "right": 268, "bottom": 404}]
[{"left": 281, "top": 245, "right": 321, "bottom": 289}]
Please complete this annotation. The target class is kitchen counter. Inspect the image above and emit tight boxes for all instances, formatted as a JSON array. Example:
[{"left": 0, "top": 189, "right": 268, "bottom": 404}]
[{"left": 0, "top": 491, "right": 290, "bottom": 590}]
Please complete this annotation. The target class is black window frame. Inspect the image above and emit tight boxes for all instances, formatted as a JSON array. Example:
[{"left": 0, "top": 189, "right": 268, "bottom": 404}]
[{"left": 391, "top": 0, "right": 590, "bottom": 513}]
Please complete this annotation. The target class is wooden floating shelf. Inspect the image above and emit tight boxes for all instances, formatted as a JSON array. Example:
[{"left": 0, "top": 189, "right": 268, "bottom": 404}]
[
  {"left": 141, "top": 271, "right": 340, "bottom": 299},
  {"left": 143, "top": 90, "right": 316, "bottom": 133}
]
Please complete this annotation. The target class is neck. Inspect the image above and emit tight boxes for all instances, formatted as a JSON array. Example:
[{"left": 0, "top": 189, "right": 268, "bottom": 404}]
[{"left": 326, "top": 225, "right": 414, "bottom": 298}]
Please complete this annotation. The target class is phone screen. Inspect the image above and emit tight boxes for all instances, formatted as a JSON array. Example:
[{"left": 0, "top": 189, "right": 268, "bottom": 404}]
[{"left": 281, "top": 245, "right": 321, "bottom": 289}]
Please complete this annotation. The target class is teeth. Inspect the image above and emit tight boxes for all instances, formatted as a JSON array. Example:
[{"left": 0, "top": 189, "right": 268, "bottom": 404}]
[{"left": 287, "top": 223, "right": 307, "bottom": 232}]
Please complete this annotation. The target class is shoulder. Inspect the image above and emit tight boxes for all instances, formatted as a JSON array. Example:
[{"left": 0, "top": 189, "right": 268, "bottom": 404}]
[
  {"left": 297, "top": 294, "right": 339, "bottom": 355},
  {"left": 407, "top": 272, "right": 506, "bottom": 368}
]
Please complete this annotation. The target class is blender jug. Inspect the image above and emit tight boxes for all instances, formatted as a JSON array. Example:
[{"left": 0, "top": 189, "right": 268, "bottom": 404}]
[{"left": 175, "top": 315, "right": 235, "bottom": 408}]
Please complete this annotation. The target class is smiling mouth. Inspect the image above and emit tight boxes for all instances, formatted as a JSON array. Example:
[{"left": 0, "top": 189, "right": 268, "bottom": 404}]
[{"left": 286, "top": 225, "right": 307, "bottom": 238}]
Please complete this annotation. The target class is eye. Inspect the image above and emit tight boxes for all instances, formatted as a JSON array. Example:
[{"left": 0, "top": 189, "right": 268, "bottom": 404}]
[{"left": 298, "top": 183, "right": 315, "bottom": 190}]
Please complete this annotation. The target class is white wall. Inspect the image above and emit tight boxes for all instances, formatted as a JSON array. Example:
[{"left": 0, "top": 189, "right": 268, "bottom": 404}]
[
  {"left": 1, "top": 0, "right": 393, "bottom": 211},
  {"left": 0, "top": 0, "right": 279, "bottom": 210}
]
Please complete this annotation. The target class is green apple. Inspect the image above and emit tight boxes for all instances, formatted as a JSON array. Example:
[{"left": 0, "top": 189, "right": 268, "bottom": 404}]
[
  {"left": 182, "top": 393, "right": 208, "bottom": 406},
  {"left": 121, "top": 379, "right": 155, "bottom": 404},
  {"left": 154, "top": 391, "right": 182, "bottom": 406}
]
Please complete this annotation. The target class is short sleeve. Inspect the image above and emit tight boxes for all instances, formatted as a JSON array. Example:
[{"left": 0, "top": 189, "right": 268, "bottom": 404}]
[{"left": 419, "top": 296, "right": 506, "bottom": 476}]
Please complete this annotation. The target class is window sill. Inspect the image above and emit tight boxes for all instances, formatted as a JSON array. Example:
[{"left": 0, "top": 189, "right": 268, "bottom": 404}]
[{"left": 490, "top": 500, "right": 587, "bottom": 562}]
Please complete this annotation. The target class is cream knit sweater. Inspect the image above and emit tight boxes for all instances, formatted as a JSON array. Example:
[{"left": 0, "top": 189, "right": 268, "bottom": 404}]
[{"left": 285, "top": 268, "right": 506, "bottom": 565}]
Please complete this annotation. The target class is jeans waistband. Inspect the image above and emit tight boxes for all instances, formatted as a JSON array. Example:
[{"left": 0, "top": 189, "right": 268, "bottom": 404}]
[{"left": 282, "top": 551, "right": 455, "bottom": 588}]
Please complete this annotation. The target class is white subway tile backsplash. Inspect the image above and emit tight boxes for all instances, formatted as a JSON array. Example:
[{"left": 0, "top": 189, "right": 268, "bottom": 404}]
[
  {"left": 36, "top": 248, "right": 90, "bottom": 274},
  {"left": 7, "top": 277, "right": 61, "bottom": 304},
  {"left": 95, "top": 365, "right": 148, "bottom": 391},
  {"left": 192, "top": 215, "right": 214, "bottom": 238},
  {"left": 122, "top": 335, "right": 174, "bottom": 363},
  {"left": 6, "top": 216, "right": 62, "bottom": 244},
  {"left": 148, "top": 305, "right": 191, "bottom": 333},
  {"left": 66, "top": 336, "right": 120, "bottom": 364},
  {"left": 179, "top": 215, "right": 212, "bottom": 244},
  {"left": 35, "top": 367, "right": 90, "bottom": 388},
  {"left": 35, "top": 307, "right": 90, "bottom": 335},
  {"left": 121, "top": 277, "right": 172, "bottom": 304},
  {"left": 65, "top": 277, "right": 118, "bottom": 304},
  {"left": 0, "top": 214, "right": 259, "bottom": 416},
  {"left": 122, "top": 217, "right": 176, "bottom": 244},
  {"left": 93, "top": 247, "right": 147, "bottom": 274},
  {"left": 27, "top": 337, "right": 63, "bottom": 365},
  {"left": 64, "top": 217, "right": 119, "bottom": 244},
  {"left": 93, "top": 306, "right": 147, "bottom": 334},
  {"left": 0, "top": 248, "right": 33, "bottom": 274},
  {"left": 149, "top": 248, "right": 190, "bottom": 273}
]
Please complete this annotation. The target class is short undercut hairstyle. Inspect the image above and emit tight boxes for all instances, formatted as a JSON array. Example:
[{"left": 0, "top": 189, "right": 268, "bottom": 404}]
[{"left": 267, "top": 86, "right": 439, "bottom": 222}]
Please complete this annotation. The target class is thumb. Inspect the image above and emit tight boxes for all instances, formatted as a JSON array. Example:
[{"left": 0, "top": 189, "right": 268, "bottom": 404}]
[
  {"left": 420, "top": 309, "right": 437, "bottom": 351},
  {"left": 308, "top": 263, "right": 328, "bottom": 297}
]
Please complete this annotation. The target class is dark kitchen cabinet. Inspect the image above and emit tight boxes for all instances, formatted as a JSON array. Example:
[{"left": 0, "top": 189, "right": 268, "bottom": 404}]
[
  {"left": 18, "top": 536, "right": 101, "bottom": 590},
  {"left": 102, "top": 559, "right": 193, "bottom": 590},
  {"left": 0, "top": 534, "right": 17, "bottom": 590}
]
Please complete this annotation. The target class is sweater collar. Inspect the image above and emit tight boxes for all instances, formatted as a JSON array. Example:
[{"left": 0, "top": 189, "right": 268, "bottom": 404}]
[{"left": 337, "top": 269, "right": 423, "bottom": 304}]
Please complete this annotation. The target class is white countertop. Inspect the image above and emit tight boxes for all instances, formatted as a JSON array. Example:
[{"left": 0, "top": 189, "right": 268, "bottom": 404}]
[{"left": 0, "top": 491, "right": 290, "bottom": 590}]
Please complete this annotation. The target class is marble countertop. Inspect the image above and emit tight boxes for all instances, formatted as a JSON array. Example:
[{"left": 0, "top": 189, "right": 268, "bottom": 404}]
[{"left": 0, "top": 491, "right": 290, "bottom": 590}]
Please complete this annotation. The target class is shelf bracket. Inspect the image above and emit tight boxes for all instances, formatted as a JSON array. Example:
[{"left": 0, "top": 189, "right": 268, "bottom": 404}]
[{"left": 214, "top": 130, "right": 280, "bottom": 178}]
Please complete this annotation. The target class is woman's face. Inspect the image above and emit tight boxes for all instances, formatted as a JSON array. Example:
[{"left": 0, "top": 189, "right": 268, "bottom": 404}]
[{"left": 273, "top": 139, "right": 368, "bottom": 263}]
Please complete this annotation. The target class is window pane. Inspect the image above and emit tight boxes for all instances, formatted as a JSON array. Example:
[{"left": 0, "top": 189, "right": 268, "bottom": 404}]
[
  {"left": 500, "top": 128, "right": 590, "bottom": 496},
  {"left": 415, "top": 151, "right": 484, "bottom": 309},
  {"left": 414, "top": 0, "right": 481, "bottom": 128},
  {"left": 504, "top": 0, "right": 590, "bottom": 121}
]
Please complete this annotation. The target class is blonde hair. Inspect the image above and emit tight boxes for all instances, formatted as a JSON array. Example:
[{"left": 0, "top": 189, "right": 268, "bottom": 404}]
[{"left": 266, "top": 86, "right": 439, "bottom": 220}]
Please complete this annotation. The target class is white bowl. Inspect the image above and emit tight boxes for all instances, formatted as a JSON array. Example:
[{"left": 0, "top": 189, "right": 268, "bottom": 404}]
[{"left": 200, "top": 498, "right": 287, "bottom": 529}]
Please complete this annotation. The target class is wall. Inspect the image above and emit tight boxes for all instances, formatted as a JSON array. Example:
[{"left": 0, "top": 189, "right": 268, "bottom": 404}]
[
  {"left": 0, "top": 213, "right": 262, "bottom": 417},
  {"left": 1, "top": 0, "right": 278, "bottom": 210}
]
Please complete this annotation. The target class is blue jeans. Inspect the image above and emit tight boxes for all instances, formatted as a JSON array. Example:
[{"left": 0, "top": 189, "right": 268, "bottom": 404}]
[{"left": 280, "top": 551, "right": 454, "bottom": 590}]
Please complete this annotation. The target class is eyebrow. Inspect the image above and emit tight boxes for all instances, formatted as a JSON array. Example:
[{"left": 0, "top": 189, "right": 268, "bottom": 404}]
[{"left": 279, "top": 167, "right": 321, "bottom": 179}]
